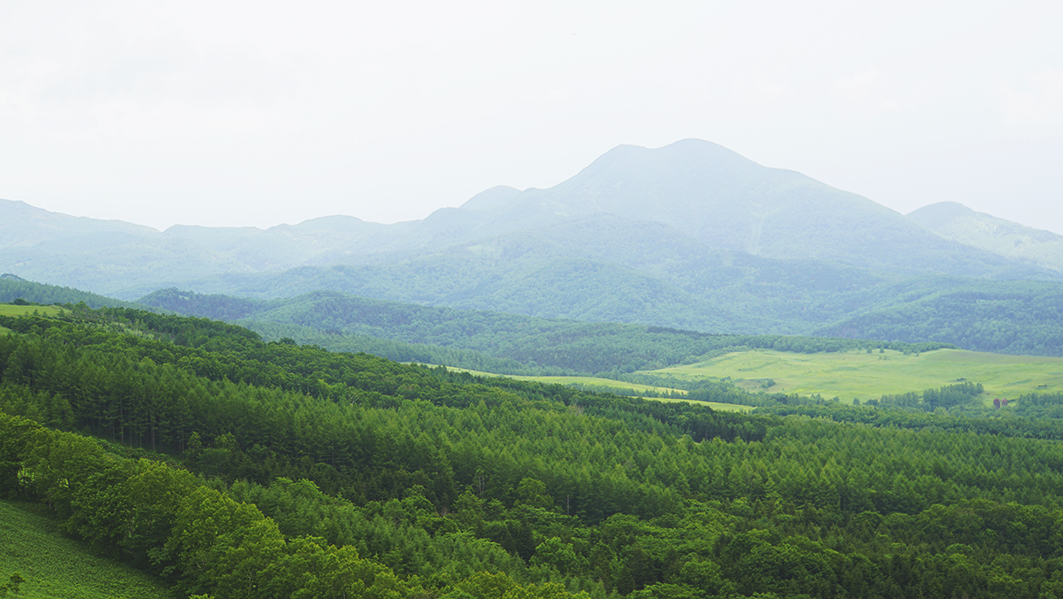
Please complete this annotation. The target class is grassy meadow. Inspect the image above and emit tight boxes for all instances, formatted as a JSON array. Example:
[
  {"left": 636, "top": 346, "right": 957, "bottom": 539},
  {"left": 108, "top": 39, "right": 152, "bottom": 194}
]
[
  {"left": 441, "top": 345, "right": 1063, "bottom": 409},
  {"left": 0, "top": 304, "right": 65, "bottom": 317},
  {"left": 645, "top": 348, "right": 1063, "bottom": 403},
  {"left": 442, "top": 367, "right": 754, "bottom": 412},
  {"left": 0, "top": 500, "right": 173, "bottom": 599}
]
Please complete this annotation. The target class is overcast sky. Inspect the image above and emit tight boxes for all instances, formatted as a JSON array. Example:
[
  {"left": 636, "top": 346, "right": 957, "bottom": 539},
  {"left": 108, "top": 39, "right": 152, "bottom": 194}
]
[{"left": 2, "top": 1, "right": 1061, "bottom": 234}]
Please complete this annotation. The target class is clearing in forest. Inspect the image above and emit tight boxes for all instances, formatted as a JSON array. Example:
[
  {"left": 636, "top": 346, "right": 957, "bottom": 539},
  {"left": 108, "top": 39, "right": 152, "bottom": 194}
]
[{"left": 645, "top": 348, "right": 1063, "bottom": 402}]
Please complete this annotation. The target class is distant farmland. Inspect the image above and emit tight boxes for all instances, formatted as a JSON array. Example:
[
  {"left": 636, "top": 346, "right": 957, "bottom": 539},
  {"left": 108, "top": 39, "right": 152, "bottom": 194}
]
[{"left": 644, "top": 348, "right": 1063, "bottom": 402}]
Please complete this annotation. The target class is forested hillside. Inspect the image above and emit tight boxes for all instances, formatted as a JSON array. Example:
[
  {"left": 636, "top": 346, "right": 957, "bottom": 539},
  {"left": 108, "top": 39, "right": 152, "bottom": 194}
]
[
  {"left": 815, "top": 278, "right": 1063, "bottom": 355},
  {"left": 138, "top": 287, "right": 952, "bottom": 375},
  {"left": 7, "top": 304, "right": 1063, "bottom": 597}
]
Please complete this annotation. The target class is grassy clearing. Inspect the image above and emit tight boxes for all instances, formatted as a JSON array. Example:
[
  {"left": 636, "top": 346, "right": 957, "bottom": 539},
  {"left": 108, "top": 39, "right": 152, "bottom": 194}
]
[
  {"left": 0, "top": 304, "right": 64, "bottom": 335},
  {"left": 643, "top": 397, "right": 754, "bottom": 412},
  {"left": 439, "top": 367, "right": 753, "bottom": 412},
  {"left": 0, "top": 500, "right": 173, "bottom": 599},
  {"left": 442, "top": 367, "right": 686, "bottom": 395},
  {"left": 645, "top": 348, "right": 1063, "bottom": 402},
  {"left": 0, "top": 304, "right": 65, "bottom": 317}
]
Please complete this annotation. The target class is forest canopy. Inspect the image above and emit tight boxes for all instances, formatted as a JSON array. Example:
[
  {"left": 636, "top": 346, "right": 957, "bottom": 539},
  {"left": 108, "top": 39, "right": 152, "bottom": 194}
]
[{"left": 4, "top": 304, "right": 1063, "bottom": 598}]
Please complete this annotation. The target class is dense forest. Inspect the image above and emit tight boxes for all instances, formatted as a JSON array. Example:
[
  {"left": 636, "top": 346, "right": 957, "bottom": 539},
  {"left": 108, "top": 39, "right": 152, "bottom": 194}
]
[
  {"left": 5, "top": 304, "right": 1063, "bottom": 597},
  {"left": 814, "top": 279, "right": 1063, "bottom": 356}
]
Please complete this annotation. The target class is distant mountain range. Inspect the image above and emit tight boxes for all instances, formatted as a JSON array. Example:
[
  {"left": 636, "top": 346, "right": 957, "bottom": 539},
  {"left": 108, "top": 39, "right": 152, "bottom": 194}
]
[{"left": 3, "top": 139, "right": 1062, "bottom": 349}]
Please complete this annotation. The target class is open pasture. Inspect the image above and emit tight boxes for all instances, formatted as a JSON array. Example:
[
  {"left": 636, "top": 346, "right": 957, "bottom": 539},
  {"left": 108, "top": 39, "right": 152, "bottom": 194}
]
[{"left": 645, "top": 348, "right": 1063, "bottom": 402}]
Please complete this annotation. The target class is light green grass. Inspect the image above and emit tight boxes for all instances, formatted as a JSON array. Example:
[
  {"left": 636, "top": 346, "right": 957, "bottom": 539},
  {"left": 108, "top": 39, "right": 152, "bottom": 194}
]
[
  {"left": 0, "top": 500, "right": 174, "bottom": 599},
  {"left": 640, "top": 397, "right": 754, "bottom": 412},
  {"left": 0, "top": 305, "right": 64, "bottom": 336},
  {"left": 441, "top": 367, "right": 753, "bottom": 412},
  {"left": 645, "top": 348, "right": 1063, "bottom": 401},
  {"left": 0, "top": 305, "right": 65, "bottom": 317}
]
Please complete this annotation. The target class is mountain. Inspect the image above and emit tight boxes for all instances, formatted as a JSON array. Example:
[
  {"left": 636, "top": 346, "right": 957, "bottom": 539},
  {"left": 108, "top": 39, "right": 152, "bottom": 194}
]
[
  {"left": 3, "top": 140, "right": 1060, "bottom": 341},
  {"left": 908, "top": 201, "right": 1063, "bottom": 273},
  {"left": 455, "top": 141, "right": 1008, "bottom": 273}
]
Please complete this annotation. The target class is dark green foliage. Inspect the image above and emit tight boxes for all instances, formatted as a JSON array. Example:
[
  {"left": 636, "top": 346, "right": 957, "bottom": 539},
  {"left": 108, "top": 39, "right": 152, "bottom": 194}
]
[
  {"left": 873, "top": 381, "right": 985, "bottom": 412},
  {"left": 0, "top": 572, "right": 25, "bottom": 598}
]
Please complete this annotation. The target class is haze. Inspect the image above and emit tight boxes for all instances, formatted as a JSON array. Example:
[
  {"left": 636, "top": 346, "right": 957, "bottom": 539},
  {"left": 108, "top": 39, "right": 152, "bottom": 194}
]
[{"left": 1, "top": 1, "right": 1061, "bottom": 234}]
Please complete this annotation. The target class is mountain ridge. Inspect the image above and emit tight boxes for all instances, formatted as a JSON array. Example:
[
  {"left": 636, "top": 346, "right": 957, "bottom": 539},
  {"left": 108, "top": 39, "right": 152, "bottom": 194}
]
[{"left": 3, "top": 140, "right": 1060, "bottom": 341}]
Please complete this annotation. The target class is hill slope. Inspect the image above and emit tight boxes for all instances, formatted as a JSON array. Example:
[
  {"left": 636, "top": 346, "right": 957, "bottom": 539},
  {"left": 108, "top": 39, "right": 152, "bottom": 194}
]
[
  {"left": 908, "top": 201, "right": 1063, "bottom": 273},
  {"left": 0, "top": 500, "right": 173, "bottom": 599}
]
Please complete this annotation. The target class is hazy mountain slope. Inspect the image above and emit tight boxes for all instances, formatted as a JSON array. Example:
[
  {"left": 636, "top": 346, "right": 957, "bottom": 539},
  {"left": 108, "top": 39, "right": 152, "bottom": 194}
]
[
  {"left": 0, "top": 199, "right": 157, "bottom": 246},
  {"left": 165, "top": 216, "right": 427, "bottom": 269},
  {"left": 179, "top": 252, "right": 749, "bottom": 331},
  {"left": 4, "top": 140, "right": 1058, "bottom": 316},
  {"left": 0, "top": 200, "right": 259, "bottom": 295},
  {"left": 450, "top": 140, "right": 1042, "bottom": 278},
  {"left": 173, "top": 212, "right": 903, "bottom": 333},
  {"left": 0, "top": 200, "right": 414, "bottom": 297},
  {"left": 908, "top": 201, "right": 1063, "bottom": 273}
]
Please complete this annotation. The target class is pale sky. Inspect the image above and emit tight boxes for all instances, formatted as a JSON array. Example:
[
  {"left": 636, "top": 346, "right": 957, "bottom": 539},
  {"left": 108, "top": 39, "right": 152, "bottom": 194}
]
[{"left": 2, "top": 1, "right": 1062, "bottom": 234}]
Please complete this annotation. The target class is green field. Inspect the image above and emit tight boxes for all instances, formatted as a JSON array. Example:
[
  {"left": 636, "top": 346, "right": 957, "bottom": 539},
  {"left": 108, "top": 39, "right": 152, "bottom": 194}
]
[
  {"left": 443, "top": 367, "right": 754, "bottom": 412},
  {"left": 443, "top": 345, "right": 1063, "bottom": 409},
  {"left": 644, "top": 348, "right": 1063, "bottom": 401},
  {"left": 0, "top": 304, "right": 65, "bottom": 317},
  {"left": 0, "top": 500, "right": 173, "bottom": 599}
]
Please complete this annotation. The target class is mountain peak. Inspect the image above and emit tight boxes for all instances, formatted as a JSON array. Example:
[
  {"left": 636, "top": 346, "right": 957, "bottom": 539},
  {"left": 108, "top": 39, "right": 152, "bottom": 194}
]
[
  {"left": 459, "top": 185, "right": 522, "bottom": 212},
  {"left": 906, "top": 201, "right": 977, "bottom": 229}
]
